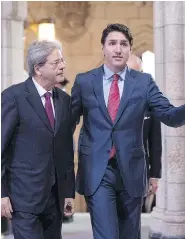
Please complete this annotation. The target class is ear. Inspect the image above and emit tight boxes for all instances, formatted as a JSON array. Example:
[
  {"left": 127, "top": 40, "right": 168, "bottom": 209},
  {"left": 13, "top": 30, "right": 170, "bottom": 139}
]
[
  {"left": 102, "top": 45, "right": 105, "bottom": 56},
  {"left": 34, "top": 65, "right": 42, "bottom": 76}
]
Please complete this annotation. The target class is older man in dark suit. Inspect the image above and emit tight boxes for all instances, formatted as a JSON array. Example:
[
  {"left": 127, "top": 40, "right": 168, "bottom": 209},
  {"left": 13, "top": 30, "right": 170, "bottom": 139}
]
[{"left": 1, "top": 40, "right": 75, "bottom": 239}]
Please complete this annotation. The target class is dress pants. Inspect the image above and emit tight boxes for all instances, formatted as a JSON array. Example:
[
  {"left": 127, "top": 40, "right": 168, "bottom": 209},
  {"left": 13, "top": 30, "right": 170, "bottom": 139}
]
[
  {"left": 86, "top": 158, "right": 143, "bottom": 239},
  {"left": 11, "top": 185, "right": 63, "bottom": 239}
]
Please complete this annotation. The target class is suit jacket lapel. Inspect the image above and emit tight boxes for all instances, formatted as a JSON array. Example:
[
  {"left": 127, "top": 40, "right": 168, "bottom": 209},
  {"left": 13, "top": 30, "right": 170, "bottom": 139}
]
[
  {"left": 114, "top": 69, "right": 136, "bottom": 126},
  {"left": 25, "top": 77, "right": 53, "bottom": 133},
  {"left": 53, "top": 87, "right": 63, "bottom": 136},
  {"left": 91, "top": 66, "right": 113, "bottom": 125}
]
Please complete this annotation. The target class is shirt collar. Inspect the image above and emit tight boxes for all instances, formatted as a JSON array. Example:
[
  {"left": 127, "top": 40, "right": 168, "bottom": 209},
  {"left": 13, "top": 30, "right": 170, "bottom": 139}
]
[
  {"left": 32, "top": 78, "right": 53, "bottom": 97},
  {"left": 103, "top": 64, "right": 127, "bottom": 81}
]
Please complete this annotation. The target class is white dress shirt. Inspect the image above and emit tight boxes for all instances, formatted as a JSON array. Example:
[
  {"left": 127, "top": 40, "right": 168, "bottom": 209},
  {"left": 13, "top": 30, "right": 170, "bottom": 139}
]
[
  {"left": 103, "top": 64, "right": 127, "bottom": 107},
  {"left": 32, "top": 78, "right": 55, "bottom": 118}
]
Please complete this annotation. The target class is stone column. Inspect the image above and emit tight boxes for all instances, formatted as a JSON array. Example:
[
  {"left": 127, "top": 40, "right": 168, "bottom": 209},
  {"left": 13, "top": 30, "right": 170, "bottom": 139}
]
[
  {"left": 1, "top": 1, "right": 27, "bottom": 91},
  {"left": 150, "top": 2, "right": 185, "bottom": 239}
]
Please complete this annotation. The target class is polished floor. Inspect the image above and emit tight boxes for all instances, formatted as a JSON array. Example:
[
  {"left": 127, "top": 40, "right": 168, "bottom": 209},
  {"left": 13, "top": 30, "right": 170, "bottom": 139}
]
[{"left": 2, "top": 213, "right": 150, "bottom": 239}]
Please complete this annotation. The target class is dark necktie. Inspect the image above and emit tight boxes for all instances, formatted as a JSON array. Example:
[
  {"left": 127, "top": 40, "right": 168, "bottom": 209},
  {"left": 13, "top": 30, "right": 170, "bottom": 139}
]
[
  {"left": 107, "top": 74, "right": 120, "bottom": 158},
  {"left": 44, "top": 92, "right": 55, "bottom": 129}
]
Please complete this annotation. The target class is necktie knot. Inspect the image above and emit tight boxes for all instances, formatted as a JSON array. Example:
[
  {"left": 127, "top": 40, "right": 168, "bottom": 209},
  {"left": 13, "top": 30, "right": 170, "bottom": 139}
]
[
  {"left": 113, "top": 74, "right": 119, "bottom": 82},
  {"left": 44, "top": 92, "right": 52, "bottom": 100}
]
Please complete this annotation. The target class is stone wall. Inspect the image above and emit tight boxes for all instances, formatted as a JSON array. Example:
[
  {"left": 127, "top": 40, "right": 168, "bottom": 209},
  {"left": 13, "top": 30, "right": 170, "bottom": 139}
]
[
  {"left": 150, "top": 2, "right": 185, "bottom": 238},
  {"left": 1, "top": 1, "right": 27, "bottom": 90}
]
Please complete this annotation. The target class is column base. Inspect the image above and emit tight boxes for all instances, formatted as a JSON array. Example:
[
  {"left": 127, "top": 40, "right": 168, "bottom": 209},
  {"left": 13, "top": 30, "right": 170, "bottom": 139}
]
[{"left": 150, "top": 232, "right": 185, "bottom": 239}]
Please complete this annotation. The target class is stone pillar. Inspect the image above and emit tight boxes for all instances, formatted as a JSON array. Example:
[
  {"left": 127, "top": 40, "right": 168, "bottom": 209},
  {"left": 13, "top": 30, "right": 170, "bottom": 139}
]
[
  {"left": 150, "top": 2, "right": 185, "bottom": 239},
  {"left": 1, "top": 1, "right": 27, "bottom": 91}
]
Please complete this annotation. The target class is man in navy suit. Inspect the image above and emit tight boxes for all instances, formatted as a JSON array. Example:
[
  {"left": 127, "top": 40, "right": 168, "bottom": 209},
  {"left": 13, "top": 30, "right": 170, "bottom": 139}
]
[
  {"left": 71, "top": 23, "right": 185, "bottom": 239},
  {"left": 1, "top": 40, "right": 75, "bottom": 239}
]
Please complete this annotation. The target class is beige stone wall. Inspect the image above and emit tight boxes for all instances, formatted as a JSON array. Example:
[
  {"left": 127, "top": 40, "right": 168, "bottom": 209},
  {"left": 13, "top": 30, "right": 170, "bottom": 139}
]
[
  {"left": 1, "top": 1, "right": 27, "bottom": 90},
  {"left": 25, "top": 1, "right": 153, "bottom": 212}
]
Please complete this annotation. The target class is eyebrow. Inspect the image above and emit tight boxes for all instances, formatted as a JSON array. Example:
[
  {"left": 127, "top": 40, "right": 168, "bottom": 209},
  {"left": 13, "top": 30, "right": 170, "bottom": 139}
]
[
  {"left": 108, "top": 39, "right": 129, "bottom": 42},
  {"left": 52, "top": 57, "right": 63, "bottom": 62}
]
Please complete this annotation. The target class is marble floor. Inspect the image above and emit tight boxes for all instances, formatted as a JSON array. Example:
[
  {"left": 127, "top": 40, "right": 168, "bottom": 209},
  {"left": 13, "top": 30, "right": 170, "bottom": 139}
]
[{"left": 2, "top": 213, "right": 151, "bottom": 239}]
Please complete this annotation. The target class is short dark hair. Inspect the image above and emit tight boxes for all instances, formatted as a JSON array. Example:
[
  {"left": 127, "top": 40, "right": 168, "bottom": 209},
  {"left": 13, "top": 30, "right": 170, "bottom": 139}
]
[{"left": 101, "top": 23, "right": 133, "bottom": 47}]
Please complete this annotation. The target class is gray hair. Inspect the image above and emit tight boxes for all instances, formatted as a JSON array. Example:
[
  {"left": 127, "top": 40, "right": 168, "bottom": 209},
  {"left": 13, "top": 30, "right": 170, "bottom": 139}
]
[{"left": 27, "top": 40, "right": 62, "bottom": 77}]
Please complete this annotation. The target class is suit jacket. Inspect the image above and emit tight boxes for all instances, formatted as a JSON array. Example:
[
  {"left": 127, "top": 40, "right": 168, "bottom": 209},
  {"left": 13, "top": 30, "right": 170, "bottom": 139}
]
[
  {"left": 143, "top": 112, "right": 162, "bottom": 179},
  {"left": 71, "top": 65, "right": 185, "bottom": 198},
  {"left": 78, "top": 112, "right": 162, "bottom": 181},
  {"left": 1, "top": 77, "right": 75, "bottom": 213}
]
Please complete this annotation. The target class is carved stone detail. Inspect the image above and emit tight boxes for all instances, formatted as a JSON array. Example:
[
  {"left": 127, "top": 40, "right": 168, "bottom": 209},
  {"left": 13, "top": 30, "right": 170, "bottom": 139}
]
[{"left": 55, "top": 2, "right": 91, "bottom": 42}]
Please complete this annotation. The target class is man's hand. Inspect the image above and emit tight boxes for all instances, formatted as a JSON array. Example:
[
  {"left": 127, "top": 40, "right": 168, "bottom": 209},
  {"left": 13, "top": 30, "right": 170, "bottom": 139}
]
[
  {"left": 64, "top": 198, "right": 75, "bottom": 217},
  {"left": 148, "top": 178, "right": 159, "bottom": 195},
  {"left": 1, "top": 197, "right": 13, "bottom": 219}
]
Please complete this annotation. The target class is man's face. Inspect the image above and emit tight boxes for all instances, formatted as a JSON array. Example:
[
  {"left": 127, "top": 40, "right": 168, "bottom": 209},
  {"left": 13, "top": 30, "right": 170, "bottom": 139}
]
[
  {"left": 39, "top": 48, "right": 66, "bottom": 86},
  {"left": 103, "top": 31, "right": 131, "bottom": 72}
]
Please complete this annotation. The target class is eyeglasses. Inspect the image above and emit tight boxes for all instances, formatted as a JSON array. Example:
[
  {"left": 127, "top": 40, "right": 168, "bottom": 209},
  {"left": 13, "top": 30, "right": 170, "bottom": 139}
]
[
  {"left": 46, "top": 59, "right": 66, "bottom": 68},
  {"left": 38, "top": 58, "right": 66, "bottom": 68}
]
